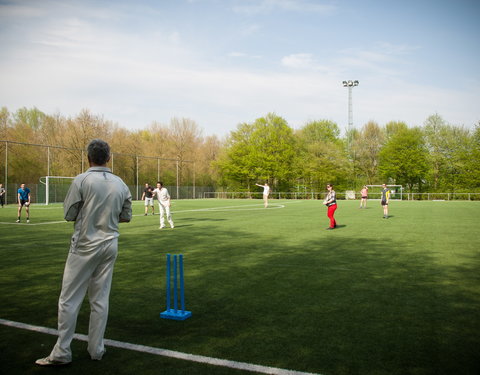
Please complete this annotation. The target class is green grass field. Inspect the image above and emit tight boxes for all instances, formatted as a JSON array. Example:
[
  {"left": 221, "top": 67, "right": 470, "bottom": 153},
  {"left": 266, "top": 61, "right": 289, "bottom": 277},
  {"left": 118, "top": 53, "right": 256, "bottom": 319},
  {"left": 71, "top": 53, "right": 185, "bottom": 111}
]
[{"left": 1, "top": 199, "right": 479, "bottom": 375}]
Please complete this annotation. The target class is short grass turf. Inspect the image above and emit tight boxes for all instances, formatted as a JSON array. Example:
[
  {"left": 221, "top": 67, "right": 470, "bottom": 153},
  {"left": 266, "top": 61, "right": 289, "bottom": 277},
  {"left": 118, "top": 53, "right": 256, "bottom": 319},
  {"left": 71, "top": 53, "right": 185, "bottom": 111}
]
[{"left": 0, "top": 199, "right": 479, "bottom": 375}]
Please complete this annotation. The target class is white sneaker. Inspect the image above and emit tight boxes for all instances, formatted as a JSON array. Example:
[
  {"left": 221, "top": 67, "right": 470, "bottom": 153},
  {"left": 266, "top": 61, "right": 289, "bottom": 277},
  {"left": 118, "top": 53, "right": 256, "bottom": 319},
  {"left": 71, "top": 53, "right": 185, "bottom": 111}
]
[
  {"left": 27, "top": 219, "right": 30, "bottom": 223},
  {"left": 159, "top": 226, "right": 165, "bottom": 229},
  {"left": 16, "top": 219, "right": 20, "bottom": 223},
  {"left": 35, "top": 357, "right": 71, "bottom": 366}
]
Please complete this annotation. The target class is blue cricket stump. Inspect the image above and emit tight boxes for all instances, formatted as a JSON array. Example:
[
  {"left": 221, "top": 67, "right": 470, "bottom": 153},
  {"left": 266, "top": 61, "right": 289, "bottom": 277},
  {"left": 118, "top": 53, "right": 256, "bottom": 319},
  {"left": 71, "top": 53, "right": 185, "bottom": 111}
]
[{"left": 160, "top": 254, "right": 192, "bottom": 320}]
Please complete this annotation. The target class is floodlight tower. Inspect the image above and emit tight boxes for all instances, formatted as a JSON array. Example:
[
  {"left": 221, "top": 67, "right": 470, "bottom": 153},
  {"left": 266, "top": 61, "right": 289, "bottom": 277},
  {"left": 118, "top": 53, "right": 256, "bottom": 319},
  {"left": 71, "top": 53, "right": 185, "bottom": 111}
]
[{"left": 342, "top": 80, "right": 359, "bottom": 151}]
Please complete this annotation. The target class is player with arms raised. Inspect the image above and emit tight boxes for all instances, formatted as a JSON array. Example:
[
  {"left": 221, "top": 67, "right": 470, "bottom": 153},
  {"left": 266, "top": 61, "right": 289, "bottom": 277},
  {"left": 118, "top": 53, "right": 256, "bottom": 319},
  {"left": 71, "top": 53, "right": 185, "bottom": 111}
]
[{"left": 255, "top": 182, "right": 270, "bottom": 208}]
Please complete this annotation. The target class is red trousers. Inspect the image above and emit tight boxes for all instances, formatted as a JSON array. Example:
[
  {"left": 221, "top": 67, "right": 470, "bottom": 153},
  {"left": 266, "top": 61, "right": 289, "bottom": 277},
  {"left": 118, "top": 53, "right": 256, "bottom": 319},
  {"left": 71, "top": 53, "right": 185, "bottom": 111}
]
[{"left": 327, "top": 204, "right": 337, "bottom": 228}]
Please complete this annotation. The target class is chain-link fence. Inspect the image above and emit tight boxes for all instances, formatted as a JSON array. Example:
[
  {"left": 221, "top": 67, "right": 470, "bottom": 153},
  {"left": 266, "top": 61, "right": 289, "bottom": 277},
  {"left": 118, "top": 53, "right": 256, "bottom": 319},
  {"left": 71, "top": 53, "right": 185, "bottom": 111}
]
[{"left": 1, "top": 140, "right": 206, "bottom": 204}]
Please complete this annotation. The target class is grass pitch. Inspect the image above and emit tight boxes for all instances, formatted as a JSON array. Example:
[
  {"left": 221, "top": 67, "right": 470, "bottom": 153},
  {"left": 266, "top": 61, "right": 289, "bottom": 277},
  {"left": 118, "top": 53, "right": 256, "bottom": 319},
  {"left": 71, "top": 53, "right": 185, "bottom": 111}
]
[{"left": 0, "top": 199, "right": 479, "bottom": 375}]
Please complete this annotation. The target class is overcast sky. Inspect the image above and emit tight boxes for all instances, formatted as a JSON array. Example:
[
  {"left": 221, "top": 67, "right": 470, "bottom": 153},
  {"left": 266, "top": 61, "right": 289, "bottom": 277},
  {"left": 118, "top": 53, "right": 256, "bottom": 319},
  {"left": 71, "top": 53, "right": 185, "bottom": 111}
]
[{"left": 0, "top": 0, "right": 479, "bottom": 137}]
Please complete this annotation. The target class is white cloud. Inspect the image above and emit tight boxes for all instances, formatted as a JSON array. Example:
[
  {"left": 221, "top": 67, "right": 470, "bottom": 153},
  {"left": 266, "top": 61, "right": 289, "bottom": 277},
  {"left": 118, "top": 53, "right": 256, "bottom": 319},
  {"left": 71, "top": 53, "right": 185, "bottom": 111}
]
[
  {"left": 281, "top": 53, "right": 315, "bottom": 69},
  {"left": 240, "top": 24, "right": 261, "bottom": 36},
  {"left": 0, "top": 3, "right": 44, "bottom": 18},
  {"left": 233, "top": 0, "right": 336, "bottom": 15},
  {"left": 0, "top": 1, "right": 477, "bottom": 137},
  {"left": 228, "top": 52, "right": 248, "bottom": 58}
]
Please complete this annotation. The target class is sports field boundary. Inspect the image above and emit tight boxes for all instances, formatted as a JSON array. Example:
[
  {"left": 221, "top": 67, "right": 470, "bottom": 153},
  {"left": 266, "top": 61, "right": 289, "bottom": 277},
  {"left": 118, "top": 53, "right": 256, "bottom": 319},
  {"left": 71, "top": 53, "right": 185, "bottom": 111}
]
[{"left": 0, "top": 318, "right": 321, "bottom": 375}]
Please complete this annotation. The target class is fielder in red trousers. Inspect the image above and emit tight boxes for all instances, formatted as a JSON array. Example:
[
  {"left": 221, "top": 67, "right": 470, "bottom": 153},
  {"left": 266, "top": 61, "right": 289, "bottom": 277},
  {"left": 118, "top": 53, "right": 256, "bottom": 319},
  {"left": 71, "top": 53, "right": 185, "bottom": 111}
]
[{"left": 323, "top": 184, "right": 337, "bottom": 230}]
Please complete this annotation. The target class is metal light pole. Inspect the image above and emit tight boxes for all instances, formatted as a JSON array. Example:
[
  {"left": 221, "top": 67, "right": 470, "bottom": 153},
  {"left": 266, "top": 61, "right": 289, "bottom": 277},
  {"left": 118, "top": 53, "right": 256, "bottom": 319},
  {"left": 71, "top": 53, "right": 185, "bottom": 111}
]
[{"left": 342, "top": 80, "right": 359, "bottom": 151}]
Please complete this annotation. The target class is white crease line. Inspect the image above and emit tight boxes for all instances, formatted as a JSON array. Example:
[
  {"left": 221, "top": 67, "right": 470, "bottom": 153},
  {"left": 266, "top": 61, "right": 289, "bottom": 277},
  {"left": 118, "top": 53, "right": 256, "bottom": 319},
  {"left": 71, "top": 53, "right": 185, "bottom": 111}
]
[
  {"left": 0, "top": 221, "right": 68, "bottom": 226},
  {"left": 1, "top": 201, "right": 305, "bottom": 223},
  {"left": 0, "top": 318, "right": 321, "bottom": 375}
]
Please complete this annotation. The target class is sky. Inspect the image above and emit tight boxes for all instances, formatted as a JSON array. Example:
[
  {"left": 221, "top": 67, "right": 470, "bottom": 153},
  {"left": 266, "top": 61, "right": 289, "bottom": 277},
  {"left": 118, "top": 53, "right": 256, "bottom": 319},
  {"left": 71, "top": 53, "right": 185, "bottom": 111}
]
[{"left": 0, "top": 0, "right": 479, "bottom": 137}]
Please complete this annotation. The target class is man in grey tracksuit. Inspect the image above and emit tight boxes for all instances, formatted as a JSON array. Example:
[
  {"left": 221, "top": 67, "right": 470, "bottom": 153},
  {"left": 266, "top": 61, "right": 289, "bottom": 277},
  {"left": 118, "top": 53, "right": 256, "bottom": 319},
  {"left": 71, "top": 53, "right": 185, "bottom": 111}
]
[{"left": 36, "top": 139, "right": 132, "bottom": 366}]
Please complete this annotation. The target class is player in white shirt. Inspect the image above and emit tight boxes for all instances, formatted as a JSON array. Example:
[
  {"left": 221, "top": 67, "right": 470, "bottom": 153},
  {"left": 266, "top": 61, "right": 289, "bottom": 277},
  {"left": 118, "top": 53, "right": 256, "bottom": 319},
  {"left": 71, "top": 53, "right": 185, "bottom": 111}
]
[
  {"left": 255, "top": 182, "right": 270, "bottom": 208},
  {"left": 153, "top": 181, "right": 174, "bottom": 229}
]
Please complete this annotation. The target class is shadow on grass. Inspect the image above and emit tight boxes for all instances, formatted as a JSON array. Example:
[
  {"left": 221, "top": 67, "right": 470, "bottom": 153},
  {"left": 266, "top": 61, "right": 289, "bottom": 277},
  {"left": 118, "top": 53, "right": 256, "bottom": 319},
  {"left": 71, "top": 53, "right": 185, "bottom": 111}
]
[
  {"left": 107, "top": 222, "right": 479, "bottom": 375},
  {"left": 1, "top": 212, "right": 479, "bottom": 375}
]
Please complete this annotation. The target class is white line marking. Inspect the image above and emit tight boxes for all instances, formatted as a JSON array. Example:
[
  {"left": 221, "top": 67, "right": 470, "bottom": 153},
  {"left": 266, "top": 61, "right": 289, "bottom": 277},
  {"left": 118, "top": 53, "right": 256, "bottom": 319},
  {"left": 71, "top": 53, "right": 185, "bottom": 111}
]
[
  {"left": 0, "top": 220, "right": 68, "bottom": 226},
  {"left": 170, "top": 200, "right": 304, "bottom": 214},
  {"left": 1, "top": 201, "right": 305, "bottom": 224},
  {"left": 172, "top": 203, "right": 285, "bottom": 213},
  {"left": 0, "top": 318, "right": 321, "bottom": 375}
]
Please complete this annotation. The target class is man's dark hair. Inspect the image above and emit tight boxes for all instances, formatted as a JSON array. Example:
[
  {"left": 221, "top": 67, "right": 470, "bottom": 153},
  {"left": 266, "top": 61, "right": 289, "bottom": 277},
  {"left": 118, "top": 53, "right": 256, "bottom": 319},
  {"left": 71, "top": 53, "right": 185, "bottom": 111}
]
[
  {"left": 157, "top": 181, "right": 163, "bottom": 186},
  {"left": 87, "top": 139, "right": 110, "bottom": 165}
]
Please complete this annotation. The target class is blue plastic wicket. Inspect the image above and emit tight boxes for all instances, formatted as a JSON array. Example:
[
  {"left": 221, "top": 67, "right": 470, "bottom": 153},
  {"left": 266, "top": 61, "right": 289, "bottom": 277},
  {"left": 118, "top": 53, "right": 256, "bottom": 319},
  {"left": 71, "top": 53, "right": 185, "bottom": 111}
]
[{"left": 160, "top": 254, "right": 192, "bottom": 320}]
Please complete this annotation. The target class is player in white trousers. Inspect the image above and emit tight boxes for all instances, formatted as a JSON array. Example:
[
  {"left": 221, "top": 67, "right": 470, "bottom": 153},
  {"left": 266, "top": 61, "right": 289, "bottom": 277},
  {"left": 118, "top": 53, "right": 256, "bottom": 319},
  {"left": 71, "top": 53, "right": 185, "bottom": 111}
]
[
  {"left": 36, "top": 139, "right": 132, "bottom": 366},
  {"left": 153, "top": 181, "right": 174, "bottom": 229}
]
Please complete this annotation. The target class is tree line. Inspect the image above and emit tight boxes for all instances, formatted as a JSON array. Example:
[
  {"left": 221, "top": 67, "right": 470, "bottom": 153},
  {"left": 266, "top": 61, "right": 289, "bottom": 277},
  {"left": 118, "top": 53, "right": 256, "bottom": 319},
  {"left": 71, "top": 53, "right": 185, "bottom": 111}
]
[{"left": 1, "top": 107, "right": 479, "bottom": 194}]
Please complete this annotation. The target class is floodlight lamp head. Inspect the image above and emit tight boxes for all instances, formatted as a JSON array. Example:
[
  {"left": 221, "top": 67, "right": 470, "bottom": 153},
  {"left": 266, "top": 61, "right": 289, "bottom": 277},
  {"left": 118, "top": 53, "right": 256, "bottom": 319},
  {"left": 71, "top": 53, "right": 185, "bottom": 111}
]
[
  {"left": 354, "top": 80, "right": 359, "bottom": 86},
  {"left": 347, "top": 80, "right": 353, "bottom": 86},
  {"left": 342, "top": 81, "right": 347, "bottom": 87}
]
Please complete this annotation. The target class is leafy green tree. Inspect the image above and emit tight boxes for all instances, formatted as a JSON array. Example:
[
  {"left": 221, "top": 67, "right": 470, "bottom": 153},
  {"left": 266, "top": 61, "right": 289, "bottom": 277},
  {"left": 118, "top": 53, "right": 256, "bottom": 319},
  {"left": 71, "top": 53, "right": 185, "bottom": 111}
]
[
  {"left": 216, "top": 113, "right": 298, "bottom": 191},
  {"left": 385, "top": 121, "right": 408, "bottom": 139},
  {"left": 447, "top": 124, "right": 480, "bottom": 191},
  {"left": 378, "top": 127, "right": 428, "bottom": 191},
  {"left": 296, "top": 120, "right": 349, "bottom": 191},
  {"left": 0, "top": 107, "right": 10, "bottom": 140},
  {"left": 462, "top": 123, "right": 480, "bottom": 189},
  {"left": 351, "top": 121, "right": 385, "bottom": 185},
  {"left": 423, "top": 114, "right": 473, "bottom": 191},
  {"left": 13, "top": 107, "right": 46, "bottom": 131},
  {"left": 423, "top": 114, "right": 448, "bottom": 190}
]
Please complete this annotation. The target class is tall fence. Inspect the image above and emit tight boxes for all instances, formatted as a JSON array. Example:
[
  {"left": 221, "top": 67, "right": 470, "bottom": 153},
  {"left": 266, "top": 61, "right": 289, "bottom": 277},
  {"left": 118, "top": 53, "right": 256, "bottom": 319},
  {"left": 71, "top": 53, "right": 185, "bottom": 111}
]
[
  {"left": 1, "top": 183, "right": 214, "bottom": 205},
  {"left": 0, "top": 140, "right": 200, "bottom": 203},
  {"left": 203, "top": 191, "right": 480, "bottom": 201}
]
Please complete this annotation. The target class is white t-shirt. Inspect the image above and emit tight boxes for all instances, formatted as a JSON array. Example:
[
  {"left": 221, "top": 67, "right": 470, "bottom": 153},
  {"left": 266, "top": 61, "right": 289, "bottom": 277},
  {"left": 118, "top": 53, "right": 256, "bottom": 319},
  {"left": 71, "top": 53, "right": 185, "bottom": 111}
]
[
  {"left": 263, "top": 185, "right": 270, "bottom": 196},
  {"left": 153, "top": 187, "right": 170, "bottom": 203}
]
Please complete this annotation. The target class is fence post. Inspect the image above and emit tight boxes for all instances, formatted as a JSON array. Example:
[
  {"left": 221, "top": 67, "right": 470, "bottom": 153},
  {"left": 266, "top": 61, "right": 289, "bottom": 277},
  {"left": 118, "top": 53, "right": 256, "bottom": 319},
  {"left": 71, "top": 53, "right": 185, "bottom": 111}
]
[
  {"left": 4, "top": 141, "right": 7, "bottom": 204},
  {"left": 176, "top": 160, "right": 179, "bottom": 199},
  {"left": 136, "top": 156, "right": 139, "bottom": 201}
]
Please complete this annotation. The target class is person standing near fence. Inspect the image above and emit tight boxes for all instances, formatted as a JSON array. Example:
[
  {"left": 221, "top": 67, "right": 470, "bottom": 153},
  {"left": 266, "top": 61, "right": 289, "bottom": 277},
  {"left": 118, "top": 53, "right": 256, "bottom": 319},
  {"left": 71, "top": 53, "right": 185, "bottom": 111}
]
[
  {"left": 0, "top": 183, "right": 5, "bottom": 207},
  {"left": 153, "top": 181, "right": 174, "bottom": 229},
  {"left": 360, "top": 185, "right": 368, "bottom": 208},
  {"left": 323, "top": 184, "right": 337, "bottom": 230},
  {"left": 381, "top": 183, "right": 390, "bottom": 218},
  {"left": 17, "top": 183, "right": 31, "bottom": 223},
  {"left": 255, "top": 182, "right": 270, "bottom": 208},
  {"left": 35, "top": 139, "right": 132, "bottom": 366},
  {"left": 141, "top": 183, "right": 155, "bottom": 216}
]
